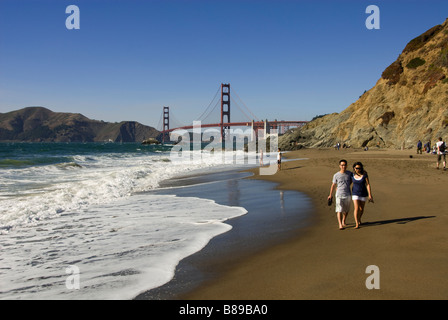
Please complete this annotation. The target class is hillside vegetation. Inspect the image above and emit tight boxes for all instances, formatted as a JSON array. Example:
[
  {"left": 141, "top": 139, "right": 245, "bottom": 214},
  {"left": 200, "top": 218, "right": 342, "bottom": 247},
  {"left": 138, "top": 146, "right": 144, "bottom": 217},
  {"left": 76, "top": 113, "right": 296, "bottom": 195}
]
[{"left": 280, "top": 18, "right": 448, "bottom": 150}]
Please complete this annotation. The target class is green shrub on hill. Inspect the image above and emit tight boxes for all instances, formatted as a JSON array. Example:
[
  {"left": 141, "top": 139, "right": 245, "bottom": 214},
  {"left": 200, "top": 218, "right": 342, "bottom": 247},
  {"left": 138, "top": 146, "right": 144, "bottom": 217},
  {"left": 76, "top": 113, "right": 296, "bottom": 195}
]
[{"left": 406, "top": 57, "right": 426, "bottom": 69}]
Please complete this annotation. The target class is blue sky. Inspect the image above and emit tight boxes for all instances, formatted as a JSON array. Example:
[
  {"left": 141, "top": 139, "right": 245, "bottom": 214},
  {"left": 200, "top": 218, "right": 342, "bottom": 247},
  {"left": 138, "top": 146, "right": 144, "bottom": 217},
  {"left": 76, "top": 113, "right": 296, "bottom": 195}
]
[{"left": 1, "top": 0, "right": 448, "bottom": 129}]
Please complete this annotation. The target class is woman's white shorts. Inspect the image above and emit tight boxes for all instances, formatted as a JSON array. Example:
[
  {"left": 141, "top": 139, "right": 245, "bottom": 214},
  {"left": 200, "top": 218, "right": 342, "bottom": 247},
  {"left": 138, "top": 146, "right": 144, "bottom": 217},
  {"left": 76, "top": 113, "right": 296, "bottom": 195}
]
[{"left": 352, "top": 195, "right": 367, "bottom": 202}]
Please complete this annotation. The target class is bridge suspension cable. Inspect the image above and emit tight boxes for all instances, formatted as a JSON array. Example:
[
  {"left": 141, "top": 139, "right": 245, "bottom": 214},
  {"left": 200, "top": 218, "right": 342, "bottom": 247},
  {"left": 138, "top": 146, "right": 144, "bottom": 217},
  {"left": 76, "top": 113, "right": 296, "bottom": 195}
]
[
  {"left": 200, "top": 99, "right": 221, "bottom": 124},
  {"left": 169, "top": 111, "right": 185, "bottom": 129},
  {"left": 158, "top": 83, "right": 307, "bottom": 143},
  {"left": 231, "top": 87, "right": 260, "bottom": 122},
  {"left": 231, "top": 96, "right": 254, "bottom": 123},
  {"left": 156, "top": 108, "right": 163, "bottom": 132},
  {"left": 195, "top": 84, "right": 221, "bottom": 122}
]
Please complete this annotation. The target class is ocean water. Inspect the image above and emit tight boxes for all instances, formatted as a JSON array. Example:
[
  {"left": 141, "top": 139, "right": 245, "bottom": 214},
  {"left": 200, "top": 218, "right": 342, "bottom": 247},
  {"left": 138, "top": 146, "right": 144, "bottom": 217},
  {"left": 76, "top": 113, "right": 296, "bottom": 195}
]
[{"left": 0, "top": 142, "right": 267, "bottom": 299}]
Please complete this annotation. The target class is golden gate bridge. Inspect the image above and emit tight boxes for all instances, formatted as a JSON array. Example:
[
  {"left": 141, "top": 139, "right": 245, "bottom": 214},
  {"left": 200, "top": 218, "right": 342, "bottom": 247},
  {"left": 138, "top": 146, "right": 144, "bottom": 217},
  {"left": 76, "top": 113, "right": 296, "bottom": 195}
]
[{"left": 157, "top": 83, "right": 308, "bottom": 143}]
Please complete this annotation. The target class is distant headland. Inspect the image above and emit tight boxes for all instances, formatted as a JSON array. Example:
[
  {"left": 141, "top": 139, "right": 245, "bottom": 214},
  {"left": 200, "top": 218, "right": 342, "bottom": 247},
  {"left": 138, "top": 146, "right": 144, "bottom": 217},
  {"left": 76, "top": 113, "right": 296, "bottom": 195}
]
[{"left": 0, "top": 107, "right": 160, "bottom": 143}]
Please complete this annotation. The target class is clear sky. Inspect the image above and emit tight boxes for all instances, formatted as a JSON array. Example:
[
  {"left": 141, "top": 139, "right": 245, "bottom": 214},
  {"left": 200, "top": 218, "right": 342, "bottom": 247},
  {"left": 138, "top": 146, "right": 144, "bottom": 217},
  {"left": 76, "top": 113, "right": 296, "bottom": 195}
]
[{"left": 1, "top": 0, "right": 448, "bottom": 129}]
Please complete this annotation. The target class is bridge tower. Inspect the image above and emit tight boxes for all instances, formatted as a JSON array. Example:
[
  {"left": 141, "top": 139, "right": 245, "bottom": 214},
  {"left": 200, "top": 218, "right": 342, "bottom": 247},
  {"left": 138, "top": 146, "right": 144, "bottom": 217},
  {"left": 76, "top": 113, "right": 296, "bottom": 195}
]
[
  {"left": 220, "top": 83, "right": 230, "bottom": 141},
  {"left": 162, "top": 106, "right": 169, "bottom": 143}
]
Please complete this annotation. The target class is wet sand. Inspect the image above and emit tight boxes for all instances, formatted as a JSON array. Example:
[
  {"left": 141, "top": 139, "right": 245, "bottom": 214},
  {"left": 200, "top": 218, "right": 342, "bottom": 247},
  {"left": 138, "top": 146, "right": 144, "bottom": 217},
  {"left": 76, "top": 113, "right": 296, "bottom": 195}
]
[
  {"left": 180, "top": 148, "right": 448, "bottom": 300},
  {"left": 136, "top": 169, "right": 312, "bottom": 299}
]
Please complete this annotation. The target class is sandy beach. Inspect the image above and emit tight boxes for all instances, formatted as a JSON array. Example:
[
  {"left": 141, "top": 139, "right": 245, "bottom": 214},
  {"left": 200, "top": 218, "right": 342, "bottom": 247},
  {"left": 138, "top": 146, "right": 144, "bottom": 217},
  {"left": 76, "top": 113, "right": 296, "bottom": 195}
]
[
  {"left": 136, "top": 169, "right": 312, "bottom": 300},
  {"left": 180, "top": 148, "right": 448, "bottom": 300}
]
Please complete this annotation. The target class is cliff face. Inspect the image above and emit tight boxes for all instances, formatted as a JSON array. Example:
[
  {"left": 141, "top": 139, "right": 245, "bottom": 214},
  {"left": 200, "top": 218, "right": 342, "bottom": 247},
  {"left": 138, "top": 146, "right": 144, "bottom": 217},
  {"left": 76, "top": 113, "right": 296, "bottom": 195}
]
[
  {"left": 280, "top": 18, "right": 448, "bottom": 150},
  {"left": 0, "top": 107, "right": 160, "bottom": 142}
]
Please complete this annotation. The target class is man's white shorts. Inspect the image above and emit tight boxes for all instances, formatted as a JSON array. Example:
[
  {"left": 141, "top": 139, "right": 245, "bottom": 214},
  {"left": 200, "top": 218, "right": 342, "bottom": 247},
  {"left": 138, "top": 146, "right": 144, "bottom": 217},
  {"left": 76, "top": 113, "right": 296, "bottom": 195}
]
[{"left": 335, "top": 196, "right": 351, "bottom": 213}]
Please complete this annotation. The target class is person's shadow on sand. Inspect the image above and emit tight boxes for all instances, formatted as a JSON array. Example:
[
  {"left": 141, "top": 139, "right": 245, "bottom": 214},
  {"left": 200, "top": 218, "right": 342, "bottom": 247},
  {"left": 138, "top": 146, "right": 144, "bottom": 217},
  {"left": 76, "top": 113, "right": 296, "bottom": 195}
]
[{"left": 361, "top": 216, "right": 435, "bottom": 227}]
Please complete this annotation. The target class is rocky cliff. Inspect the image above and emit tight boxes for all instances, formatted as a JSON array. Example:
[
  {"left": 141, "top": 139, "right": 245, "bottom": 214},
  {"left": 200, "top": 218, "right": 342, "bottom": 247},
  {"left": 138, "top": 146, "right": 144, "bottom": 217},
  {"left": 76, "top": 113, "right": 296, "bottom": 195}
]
[
  {"left": 0, "top": 107, "right": 160, "bottom": 142},
  {"left": 280, "top": 18, "right": 448, "bottom": 150}
]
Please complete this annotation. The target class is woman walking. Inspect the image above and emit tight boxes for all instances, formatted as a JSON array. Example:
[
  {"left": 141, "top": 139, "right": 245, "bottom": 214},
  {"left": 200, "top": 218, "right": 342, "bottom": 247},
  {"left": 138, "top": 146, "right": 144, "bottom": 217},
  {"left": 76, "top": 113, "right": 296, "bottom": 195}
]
[{"left": 351, "top": 162, "right": 374, "bottom": 229}]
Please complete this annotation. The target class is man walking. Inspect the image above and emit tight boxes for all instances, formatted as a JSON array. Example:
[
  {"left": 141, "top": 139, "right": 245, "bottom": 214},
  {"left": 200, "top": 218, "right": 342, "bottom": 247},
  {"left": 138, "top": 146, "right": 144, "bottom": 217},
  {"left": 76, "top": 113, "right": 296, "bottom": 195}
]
[
  {"left": 328, "top": 160, "right": 352, "bottom": 230},
  {"left": 417, "top": 140, "right": 422, "bottom": 154},
  {"left": 436, "top": 137, "right": 446, "bottom": 170}
]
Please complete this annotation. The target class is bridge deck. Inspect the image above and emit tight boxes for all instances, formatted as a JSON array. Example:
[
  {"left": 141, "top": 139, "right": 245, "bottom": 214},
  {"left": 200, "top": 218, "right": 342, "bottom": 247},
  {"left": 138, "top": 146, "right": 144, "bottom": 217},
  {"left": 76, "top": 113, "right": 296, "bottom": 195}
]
[{"left": 167, "top": 121, "right": 307, "bottom": 132}]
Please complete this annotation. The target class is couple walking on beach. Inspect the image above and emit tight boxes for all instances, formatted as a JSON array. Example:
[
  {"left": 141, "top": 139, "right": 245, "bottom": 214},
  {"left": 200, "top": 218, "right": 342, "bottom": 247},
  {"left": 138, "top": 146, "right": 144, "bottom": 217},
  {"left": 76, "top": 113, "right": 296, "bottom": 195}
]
[{"left": 328, "top": 160, "right": 374, "bottom": 230}]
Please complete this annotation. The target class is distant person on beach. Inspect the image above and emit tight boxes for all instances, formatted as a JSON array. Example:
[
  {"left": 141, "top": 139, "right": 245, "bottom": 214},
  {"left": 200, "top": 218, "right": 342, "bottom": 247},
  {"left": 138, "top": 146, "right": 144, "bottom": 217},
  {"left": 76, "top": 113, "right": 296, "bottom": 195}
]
[
  {"left": 425, "top": 141, "right": 431, "bottom": 153},
  {"left": 436, "top": 137, "right": 446, "bottom": 170},
  {"left": 351, "top": 162, "right": 374, "bottom": 229},
  {"left": 417, "top": 140, "right": 422, "bottom": 154},
  {"left": 277, "top": 148, "right": 282, "bottom": 171},
  {"left": 328, "top": 159, "right": 352, "bottom": 230}
]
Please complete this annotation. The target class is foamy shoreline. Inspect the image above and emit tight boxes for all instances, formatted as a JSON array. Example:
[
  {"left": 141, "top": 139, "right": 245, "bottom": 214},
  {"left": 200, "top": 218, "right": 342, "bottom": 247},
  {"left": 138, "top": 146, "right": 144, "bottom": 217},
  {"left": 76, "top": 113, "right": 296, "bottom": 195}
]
[{"left": 136, "top": 167, "right": 312, "bottom": 299}]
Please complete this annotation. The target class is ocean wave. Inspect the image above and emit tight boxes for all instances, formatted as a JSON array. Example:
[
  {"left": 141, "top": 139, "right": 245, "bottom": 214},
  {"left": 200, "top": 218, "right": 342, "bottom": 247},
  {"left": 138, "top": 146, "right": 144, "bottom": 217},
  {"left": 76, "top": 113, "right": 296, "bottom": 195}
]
[
  {"left": 0, "top": 156, "right": 76, "bottom": 168},
  {"left": 55, "top": 162, "right": 83, "bottom": 169},
  {"left": 0, "top": 150, "right": 251, "bottom": 233}
]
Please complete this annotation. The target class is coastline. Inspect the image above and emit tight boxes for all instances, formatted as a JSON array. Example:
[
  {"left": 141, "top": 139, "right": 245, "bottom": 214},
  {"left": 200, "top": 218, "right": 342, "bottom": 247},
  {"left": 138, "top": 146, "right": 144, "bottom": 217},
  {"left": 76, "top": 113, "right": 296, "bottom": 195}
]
[
  {"left": 179, "top": 148, "right": 448, "bottom": 299},
  {"left": 136, "top": 167, "right": 312, "bottom": 300}
]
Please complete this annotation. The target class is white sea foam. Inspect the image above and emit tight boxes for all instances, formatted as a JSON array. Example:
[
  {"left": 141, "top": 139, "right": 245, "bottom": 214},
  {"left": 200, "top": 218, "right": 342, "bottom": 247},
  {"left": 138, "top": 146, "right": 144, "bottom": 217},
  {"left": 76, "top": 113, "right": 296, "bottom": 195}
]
[
  {"left": 0, "top": 148, "right": 254, "bottom": 299},
  {"left": 0, "top": 193, "right": 247, "bottom": 299},
  {"left": 0, "top": 150, "right": 260, "bottom": 232}
]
